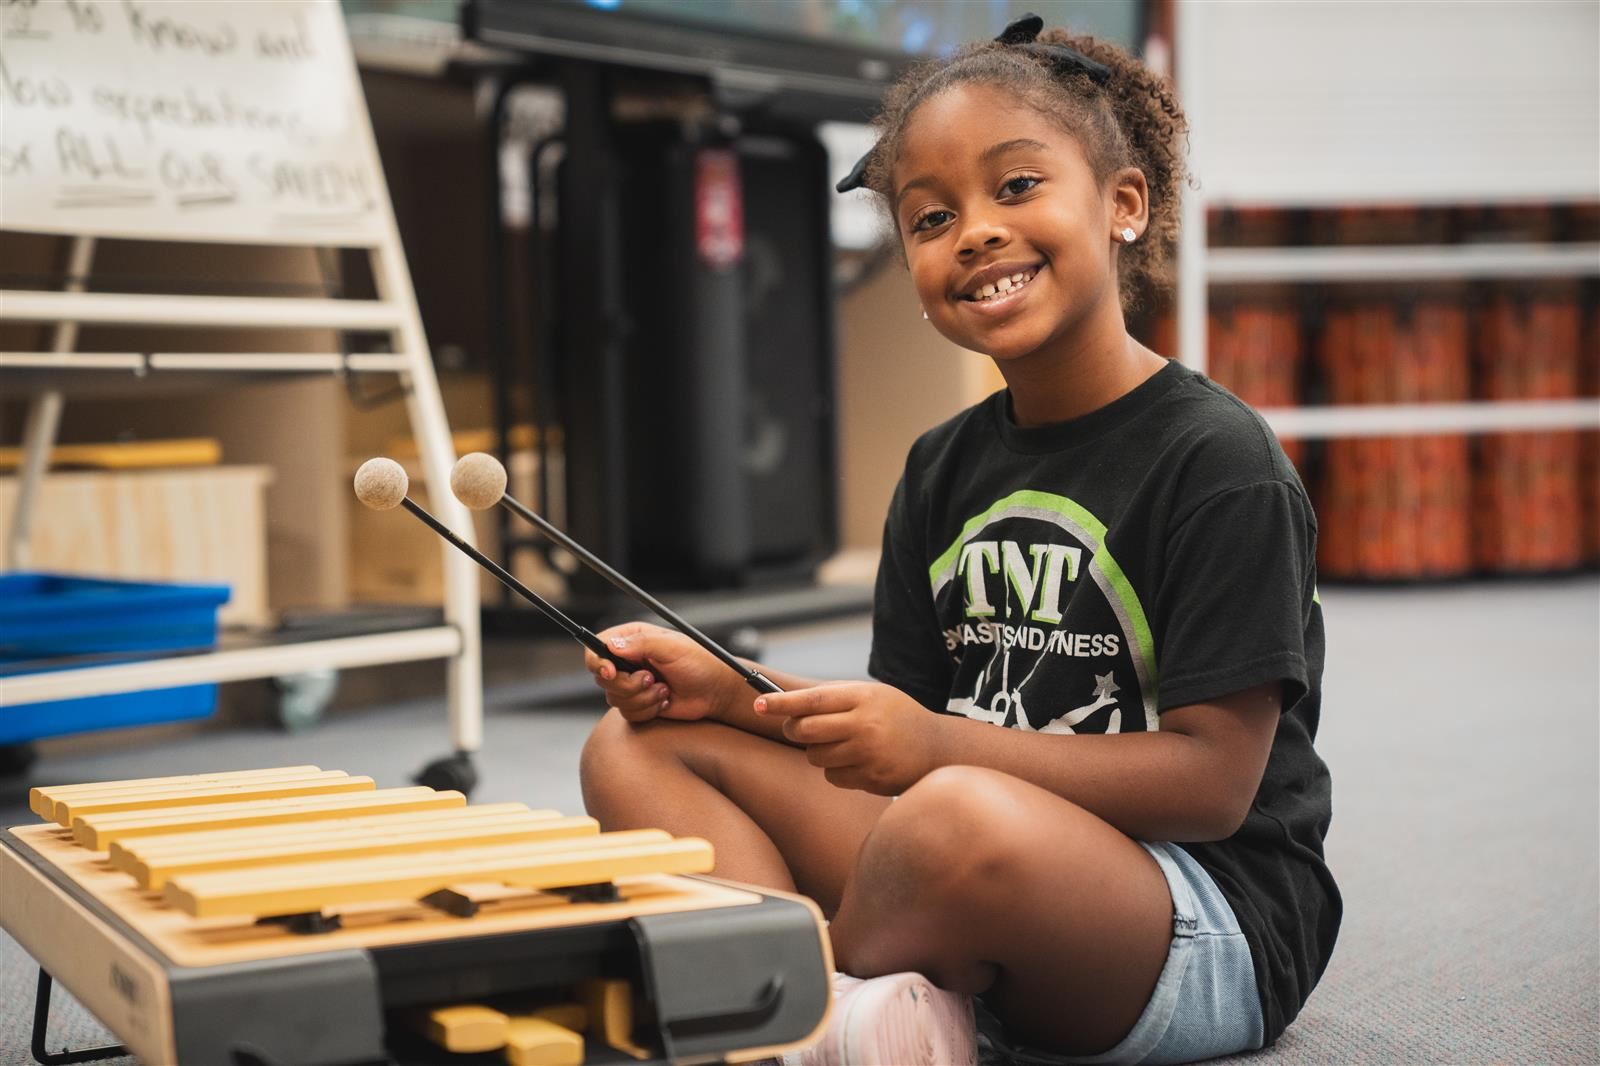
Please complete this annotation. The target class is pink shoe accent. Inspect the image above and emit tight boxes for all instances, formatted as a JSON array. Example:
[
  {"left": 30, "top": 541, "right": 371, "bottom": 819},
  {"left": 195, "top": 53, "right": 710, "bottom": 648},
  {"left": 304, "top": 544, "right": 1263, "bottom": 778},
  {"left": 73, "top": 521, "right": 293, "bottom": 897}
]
[{"left": 787, "top": 972, "right": 977, "bottom": 1066}]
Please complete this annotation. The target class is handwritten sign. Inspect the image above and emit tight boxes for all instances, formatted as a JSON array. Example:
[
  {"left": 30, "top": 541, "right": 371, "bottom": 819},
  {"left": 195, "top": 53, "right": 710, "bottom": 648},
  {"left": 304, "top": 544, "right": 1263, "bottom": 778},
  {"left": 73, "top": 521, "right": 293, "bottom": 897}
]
[{"left": 0, "top": 0, "right": 387, "bottom": 245}]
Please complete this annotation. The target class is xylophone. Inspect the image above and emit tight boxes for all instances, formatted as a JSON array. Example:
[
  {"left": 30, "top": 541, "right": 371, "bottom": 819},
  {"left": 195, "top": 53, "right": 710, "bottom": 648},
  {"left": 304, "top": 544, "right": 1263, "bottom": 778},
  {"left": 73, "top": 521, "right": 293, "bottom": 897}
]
[{"left": 1, "top": 766, "right": 832, "bottom": 1065}]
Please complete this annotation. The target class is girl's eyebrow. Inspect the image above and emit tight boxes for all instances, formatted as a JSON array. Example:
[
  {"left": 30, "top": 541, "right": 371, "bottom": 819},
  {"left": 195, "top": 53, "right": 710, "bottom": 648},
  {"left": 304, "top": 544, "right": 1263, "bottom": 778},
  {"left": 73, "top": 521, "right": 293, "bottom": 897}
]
[
  {"left": 980, "top": 138, "right": 1051, "bottom": 162},
  {"left": 895, "top": 138, "right": 1054, "bottom": 208}
]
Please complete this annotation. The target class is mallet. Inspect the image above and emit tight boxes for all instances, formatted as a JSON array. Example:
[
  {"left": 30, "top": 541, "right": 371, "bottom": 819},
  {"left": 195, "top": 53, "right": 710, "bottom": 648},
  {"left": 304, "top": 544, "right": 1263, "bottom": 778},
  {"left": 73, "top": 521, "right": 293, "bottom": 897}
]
[
  {"left": 353, "top": 457, "right": 649, "bottom": 678},
  {"left": 450, "top": 452, "right": 782, "bottom": 695}
]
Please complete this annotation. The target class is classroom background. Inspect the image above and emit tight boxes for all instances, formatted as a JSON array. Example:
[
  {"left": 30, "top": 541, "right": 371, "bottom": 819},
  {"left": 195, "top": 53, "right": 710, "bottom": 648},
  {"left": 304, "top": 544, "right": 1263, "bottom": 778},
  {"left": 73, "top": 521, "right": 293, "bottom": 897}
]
[{"left": 0, "top": 1, "right": 1595, "bottom": 1063}]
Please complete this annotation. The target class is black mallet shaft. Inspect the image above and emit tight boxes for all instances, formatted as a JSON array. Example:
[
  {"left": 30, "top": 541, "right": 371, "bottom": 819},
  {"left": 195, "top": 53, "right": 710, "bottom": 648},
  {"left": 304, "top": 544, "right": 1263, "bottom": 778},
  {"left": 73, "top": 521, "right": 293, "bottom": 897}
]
[
  {"left": 353, "top": 457, "right": 648, "bottom": 679},
  {"left": 449, "top": 452, "right": 782, "bottom": 695}
]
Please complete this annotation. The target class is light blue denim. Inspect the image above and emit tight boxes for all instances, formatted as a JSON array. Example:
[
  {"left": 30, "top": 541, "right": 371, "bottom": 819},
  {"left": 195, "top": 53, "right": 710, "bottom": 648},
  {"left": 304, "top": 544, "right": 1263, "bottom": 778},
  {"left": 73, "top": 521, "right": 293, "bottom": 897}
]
[{"left": 976, "top": 842, "right": 1265, "bottom": 1066}]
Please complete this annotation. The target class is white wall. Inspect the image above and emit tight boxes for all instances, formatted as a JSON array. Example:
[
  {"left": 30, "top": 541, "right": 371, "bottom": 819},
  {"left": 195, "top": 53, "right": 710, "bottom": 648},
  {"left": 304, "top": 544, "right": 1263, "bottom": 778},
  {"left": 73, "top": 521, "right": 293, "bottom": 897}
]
[{"left": 1184, "top": 0, "right": 1599, "bottom": 205}]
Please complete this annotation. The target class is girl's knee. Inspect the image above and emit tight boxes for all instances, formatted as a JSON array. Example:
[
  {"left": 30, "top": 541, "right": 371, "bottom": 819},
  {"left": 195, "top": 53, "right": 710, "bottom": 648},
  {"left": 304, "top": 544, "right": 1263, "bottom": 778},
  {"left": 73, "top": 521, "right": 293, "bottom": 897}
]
[
  {"left": 579, "top": 711, "right": 718, "bottom": 800},
  {"left": 862, "top": 766, "right": 1040, "bottom": 903},
  {"left": 578, "top": 708, "right": 629, "bottom": 788},
  {"left": 579, "top": 710, "right": 681, "bottom": 797},
  {"left": 868, "top": 767, "right": 1114, "bottom": 907}
]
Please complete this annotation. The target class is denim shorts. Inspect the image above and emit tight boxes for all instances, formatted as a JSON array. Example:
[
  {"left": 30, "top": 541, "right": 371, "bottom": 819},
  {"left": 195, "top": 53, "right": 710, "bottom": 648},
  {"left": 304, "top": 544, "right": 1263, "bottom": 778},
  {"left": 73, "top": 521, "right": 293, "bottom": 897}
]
[{"left": 976, "top": 842, "right": 1265, "bottom": 1066}]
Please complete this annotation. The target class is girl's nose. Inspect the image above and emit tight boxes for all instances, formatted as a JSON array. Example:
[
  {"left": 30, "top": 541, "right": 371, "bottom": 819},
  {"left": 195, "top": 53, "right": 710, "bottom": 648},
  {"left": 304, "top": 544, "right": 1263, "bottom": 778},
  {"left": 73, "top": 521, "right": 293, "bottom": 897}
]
[{"left": 957, "top": 218, "right": 1010, "bottom": 257}]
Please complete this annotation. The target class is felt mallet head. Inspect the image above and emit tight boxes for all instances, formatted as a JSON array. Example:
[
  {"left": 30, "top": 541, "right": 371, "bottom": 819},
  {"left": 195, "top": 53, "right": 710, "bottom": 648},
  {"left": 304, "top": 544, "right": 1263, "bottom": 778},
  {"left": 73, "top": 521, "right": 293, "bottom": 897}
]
[
  {"left": 353, "top": 457, "right": 408, "bottom": 511},
  {"left": 450, "top": 452, "right": 508, "bottom": 512}
]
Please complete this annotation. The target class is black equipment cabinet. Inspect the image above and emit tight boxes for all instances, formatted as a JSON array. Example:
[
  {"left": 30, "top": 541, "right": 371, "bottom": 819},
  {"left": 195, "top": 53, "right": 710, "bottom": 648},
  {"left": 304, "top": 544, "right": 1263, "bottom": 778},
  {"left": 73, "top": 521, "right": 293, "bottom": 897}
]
[
  {"left": 611, "top": 121, "right": 839, "bottom": 589},
  {"left": 462, "top": 0, "right": 908, "bottom": 623}
]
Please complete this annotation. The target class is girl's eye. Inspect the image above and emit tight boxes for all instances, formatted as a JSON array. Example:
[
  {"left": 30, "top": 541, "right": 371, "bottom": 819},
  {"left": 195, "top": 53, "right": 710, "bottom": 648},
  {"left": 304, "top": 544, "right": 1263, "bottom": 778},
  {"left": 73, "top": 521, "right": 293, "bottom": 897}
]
[
  {"left": 911, "top": 209, "right": 953, "bottom": 232},
  {"left": 1002, "top": 175, "right": 1040, "bottom": 197}
]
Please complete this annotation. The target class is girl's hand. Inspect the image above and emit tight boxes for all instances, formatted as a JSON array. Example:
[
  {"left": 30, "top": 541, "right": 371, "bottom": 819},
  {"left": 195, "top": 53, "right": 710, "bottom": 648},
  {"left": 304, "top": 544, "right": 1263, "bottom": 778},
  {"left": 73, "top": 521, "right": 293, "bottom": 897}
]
[
  {"left": 584, "top": 622, "right": 736, "bottom": 724},
  {"left": 755, "top": 682, "right": 942, "bottom": 796}
]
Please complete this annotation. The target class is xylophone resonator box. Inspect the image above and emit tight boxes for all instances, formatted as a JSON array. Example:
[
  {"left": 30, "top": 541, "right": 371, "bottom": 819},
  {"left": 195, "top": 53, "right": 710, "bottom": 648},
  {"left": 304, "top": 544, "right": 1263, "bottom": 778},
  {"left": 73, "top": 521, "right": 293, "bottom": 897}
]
[{"left": 1, "top": 766, "right": 832, "bottom": 1065}]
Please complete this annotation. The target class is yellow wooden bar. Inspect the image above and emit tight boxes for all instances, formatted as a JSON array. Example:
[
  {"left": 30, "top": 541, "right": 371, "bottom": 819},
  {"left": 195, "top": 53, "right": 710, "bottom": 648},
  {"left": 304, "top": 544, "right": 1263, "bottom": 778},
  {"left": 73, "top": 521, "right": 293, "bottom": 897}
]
[
  {"left": 107, "top": 804, "right": 547, "bottom": 867},
  {"left": 161, "top": 830, "right": 672, "bottom": 896},
  {"left": 30, "top": 766, "right": 322, "bottom": 819},
  {"left": 55, "top": 774, "right": 372, "bottom": 826},
  {"left": 525, "top": 1004, "right": 587, "bottom": 1032},
  {"left": 43, "top": 769, "right": 351, "bottom": 822},
  {"left": 415, "top": 1004, "right": 509, "bottom": 1054},
  {"left": 164, "top": 834, "right": 713, "bottom": 919},
  {"left": 505, "top": 1016, "right": 584, "bottom": 1066},
  {"left": 584, "top": 978, "right": 650, "bottom": 1061},
  {"left": 73, "top": 788, "right": 464, "bottom": 850},
  {"left": 108, "top": 806, "right": 557, "bottom": 871},
  {"left": 125, "top": 814, "right": 600, "bottom": 890}
]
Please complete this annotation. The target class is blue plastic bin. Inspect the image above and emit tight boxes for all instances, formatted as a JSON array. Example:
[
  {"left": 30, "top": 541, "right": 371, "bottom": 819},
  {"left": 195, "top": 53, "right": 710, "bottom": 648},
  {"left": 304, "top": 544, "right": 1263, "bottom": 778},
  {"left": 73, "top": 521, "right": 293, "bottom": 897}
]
[{"left": 0, "top": 573, "right": 232, "bottom": 745}]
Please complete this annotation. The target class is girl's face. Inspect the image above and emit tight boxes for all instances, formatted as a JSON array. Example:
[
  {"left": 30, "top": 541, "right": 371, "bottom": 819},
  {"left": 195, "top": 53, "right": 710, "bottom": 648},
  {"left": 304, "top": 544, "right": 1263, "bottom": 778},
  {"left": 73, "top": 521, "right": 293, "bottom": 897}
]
[{"left": 891, "top": 83, "right": 1142, "bottom": 364}]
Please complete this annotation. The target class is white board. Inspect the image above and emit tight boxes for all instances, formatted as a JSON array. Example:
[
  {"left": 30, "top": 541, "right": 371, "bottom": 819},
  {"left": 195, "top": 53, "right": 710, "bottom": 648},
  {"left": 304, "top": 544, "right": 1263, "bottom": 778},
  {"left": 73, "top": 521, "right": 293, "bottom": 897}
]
[
  {"left": 0, "top": 0, "right": 387, "bottom": 245},
  {"left": 1186, "top": 0, "right": 1600, "bottom": 206}
]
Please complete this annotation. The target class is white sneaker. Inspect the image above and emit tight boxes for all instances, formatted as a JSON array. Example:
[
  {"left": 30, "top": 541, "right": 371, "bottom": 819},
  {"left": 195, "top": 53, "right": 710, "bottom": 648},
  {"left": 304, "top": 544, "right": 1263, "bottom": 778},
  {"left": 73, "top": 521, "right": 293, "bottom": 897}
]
[{"left": 784, "top": 971, "right": 977, "bottom": 1066}]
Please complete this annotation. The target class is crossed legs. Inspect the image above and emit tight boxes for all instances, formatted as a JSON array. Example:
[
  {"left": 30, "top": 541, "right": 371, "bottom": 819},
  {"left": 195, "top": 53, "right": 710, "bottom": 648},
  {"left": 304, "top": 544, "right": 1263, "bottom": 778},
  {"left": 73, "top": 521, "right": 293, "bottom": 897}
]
[{"left": 579, "top": 710, "right": 1173, "bottom": 1055}]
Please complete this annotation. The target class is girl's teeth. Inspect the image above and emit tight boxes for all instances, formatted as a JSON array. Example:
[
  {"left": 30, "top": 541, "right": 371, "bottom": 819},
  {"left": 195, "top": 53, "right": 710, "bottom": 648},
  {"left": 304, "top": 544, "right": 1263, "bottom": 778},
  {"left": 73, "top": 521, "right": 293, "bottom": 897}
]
[{"left": 971, "top": 270, "right": 1035, "bottom": 301}]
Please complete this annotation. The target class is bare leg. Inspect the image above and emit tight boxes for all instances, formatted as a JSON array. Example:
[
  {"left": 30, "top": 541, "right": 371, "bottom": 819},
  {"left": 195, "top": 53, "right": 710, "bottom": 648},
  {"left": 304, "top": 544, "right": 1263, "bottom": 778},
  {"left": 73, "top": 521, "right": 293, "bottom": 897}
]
[
  {"left": 580, "top": 709, "right": 892, "bottom": 913},
  {"left": 828, "top": 765, "right": 1174, "bottom": 1056}
]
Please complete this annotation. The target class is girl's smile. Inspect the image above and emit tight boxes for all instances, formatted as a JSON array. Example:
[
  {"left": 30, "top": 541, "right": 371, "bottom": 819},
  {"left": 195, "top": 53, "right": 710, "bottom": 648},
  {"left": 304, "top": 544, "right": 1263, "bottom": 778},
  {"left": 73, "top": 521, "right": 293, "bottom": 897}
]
[{"left": 957, "top": 261, "right": 1042, "bottom": 302}]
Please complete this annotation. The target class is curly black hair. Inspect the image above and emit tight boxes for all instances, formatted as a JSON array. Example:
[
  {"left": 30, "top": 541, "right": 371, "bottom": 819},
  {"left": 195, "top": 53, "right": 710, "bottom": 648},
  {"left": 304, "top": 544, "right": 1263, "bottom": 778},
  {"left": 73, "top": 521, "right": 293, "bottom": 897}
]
[{"left": 860, "top": 29, "right": 1188, "bottom": 311}]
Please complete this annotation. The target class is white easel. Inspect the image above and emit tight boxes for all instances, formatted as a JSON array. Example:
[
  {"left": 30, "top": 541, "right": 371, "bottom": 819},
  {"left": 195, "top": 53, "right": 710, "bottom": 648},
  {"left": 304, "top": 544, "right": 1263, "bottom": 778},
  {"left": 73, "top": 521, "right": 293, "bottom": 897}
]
[{"left": 0, "top": 0, "right": 483, "bottom": 788}]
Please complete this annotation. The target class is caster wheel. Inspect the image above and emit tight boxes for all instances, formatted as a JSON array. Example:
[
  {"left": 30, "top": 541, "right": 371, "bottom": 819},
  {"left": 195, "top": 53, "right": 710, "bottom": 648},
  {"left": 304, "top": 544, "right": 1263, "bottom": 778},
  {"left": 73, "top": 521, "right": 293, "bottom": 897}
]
[
  {"left": 414, "top": 753, "right": 479, "bottom": 797},
  {"left": 0, "top": 742, "right": 38, "bottom": 779},
  {"left": 273, "top": 669, "right": 339, "bottom": 733}
]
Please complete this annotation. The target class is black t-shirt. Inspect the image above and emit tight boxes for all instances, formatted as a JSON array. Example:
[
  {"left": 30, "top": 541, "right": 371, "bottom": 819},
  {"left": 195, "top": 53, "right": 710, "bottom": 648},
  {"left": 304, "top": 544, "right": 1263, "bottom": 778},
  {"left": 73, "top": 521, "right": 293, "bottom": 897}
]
[{"left": 868, "top": 359, "right": 1340, "bottom": 1044}]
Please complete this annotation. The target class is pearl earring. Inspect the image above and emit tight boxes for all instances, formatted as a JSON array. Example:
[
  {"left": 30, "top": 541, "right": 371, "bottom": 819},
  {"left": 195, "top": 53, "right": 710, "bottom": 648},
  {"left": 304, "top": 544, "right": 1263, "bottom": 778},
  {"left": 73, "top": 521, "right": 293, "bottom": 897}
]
[
  {"left": 922, "top": 310, "right": 929, "bottom": 320},
  {"left": 1121, "top": 227, "right": 1137, "bottom": 243}
]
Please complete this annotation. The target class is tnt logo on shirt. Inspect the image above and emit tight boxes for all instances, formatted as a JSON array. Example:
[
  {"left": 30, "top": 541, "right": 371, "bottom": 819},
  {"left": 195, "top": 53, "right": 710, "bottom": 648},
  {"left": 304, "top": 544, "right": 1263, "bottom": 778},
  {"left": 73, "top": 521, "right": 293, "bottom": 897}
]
[
  {"left": 928, "top": 494, "right": 1159, "bottom": 735},
  {"left": 942, "top": 539, "right": 1120, "bottom": 659}
]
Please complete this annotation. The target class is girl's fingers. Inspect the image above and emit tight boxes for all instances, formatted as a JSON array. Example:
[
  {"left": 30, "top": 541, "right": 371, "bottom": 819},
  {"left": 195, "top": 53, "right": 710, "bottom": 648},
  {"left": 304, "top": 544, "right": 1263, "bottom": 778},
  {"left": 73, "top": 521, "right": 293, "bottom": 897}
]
[
  {"left": 803, "top": 739, "right": 855, "bottom": 769},
  {"left": 590, "top": 666, "right": 654, "bottom": 698},
  {"left": 782, "top": 710, "right": 853, "bottom": 746},
  {"left": 614, "top": 684, "right": 671, "bottom": 722}
]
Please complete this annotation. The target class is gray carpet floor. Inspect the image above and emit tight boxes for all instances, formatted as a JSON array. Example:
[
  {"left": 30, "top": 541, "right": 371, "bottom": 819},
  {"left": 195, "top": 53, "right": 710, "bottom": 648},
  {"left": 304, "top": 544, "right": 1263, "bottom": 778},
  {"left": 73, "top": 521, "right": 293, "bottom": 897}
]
[{"left": 3, "top": 579, "right": 1597, "bottom": 1064}]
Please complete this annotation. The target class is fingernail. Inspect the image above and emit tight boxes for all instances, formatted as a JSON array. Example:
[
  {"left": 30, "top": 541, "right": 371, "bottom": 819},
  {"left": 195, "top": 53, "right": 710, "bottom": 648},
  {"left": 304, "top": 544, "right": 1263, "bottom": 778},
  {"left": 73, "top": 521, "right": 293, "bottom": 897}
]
[
  {"left": 660, "top": 698, "right": 670, "bottom": 710},
  {"left": 754, "top": 698, "right": 767, "bottom": 713},
  {"left": 612, "top": 637, "right": 628, "bottom": 649},
  {"left": 640, "top": 673, "right": 653, "bottom": 687},
  {"left": 601, "top": 665, "right": 614, "bottom": 680}
]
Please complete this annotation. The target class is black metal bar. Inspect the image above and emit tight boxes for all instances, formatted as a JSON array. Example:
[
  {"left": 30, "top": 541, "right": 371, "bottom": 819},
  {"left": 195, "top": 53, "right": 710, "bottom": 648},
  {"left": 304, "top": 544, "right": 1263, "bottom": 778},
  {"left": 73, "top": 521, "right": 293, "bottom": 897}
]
[
  {"left": 32, "top": 971, "right": 127, "bottom": 1065},
  {"left": 527, "top": 133, "right": 565, "bottom": 550},
  {"left": 485, "top": 73, "right": 519, "bottom": 610}
]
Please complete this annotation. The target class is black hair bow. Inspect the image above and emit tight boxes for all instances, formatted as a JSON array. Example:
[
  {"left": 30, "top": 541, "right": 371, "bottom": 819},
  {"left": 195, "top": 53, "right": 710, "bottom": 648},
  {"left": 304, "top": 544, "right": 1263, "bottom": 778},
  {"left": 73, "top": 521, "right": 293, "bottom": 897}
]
[{"left": 835, "top": 13, "right": 1111, "bottom": 194}]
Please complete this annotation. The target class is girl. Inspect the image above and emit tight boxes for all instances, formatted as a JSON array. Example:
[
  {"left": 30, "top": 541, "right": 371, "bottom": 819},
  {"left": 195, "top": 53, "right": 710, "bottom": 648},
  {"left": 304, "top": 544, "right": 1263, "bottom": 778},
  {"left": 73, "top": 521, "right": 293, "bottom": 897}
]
[{"left": 581, "top": 15, "right": 1339, "bottom": 1066}]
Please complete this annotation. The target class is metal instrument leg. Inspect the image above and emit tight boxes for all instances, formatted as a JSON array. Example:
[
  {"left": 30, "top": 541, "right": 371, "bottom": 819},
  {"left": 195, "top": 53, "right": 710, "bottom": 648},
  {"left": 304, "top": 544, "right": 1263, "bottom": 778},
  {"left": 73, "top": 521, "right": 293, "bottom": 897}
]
[{"left": 31, "top": 970, "right": 127, "bottom": 1065}]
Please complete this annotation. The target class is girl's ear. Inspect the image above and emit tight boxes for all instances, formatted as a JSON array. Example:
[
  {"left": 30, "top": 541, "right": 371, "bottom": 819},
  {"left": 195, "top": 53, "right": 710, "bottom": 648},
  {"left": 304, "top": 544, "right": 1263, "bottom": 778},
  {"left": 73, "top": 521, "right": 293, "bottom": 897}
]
[{"left": 1109, "top": 166, "right": 1150, "bottom": 243}]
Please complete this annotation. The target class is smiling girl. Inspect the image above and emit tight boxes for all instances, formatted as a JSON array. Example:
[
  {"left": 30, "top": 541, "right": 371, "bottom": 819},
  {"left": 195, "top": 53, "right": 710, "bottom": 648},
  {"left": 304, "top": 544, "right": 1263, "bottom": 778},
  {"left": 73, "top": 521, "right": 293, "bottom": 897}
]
[{"left": 580, "top": 15, "right": 1338, "bottom": 1066}]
